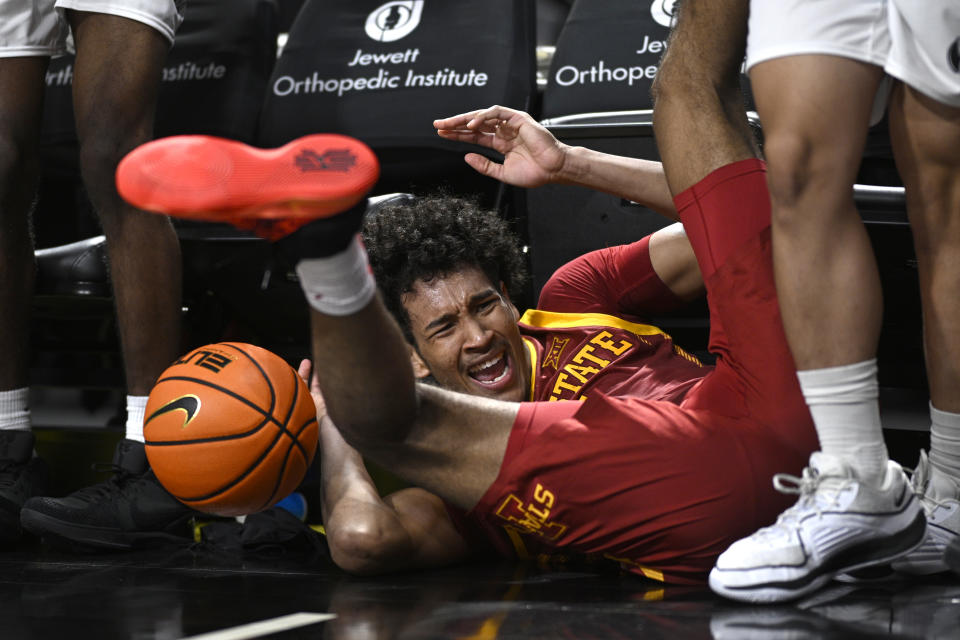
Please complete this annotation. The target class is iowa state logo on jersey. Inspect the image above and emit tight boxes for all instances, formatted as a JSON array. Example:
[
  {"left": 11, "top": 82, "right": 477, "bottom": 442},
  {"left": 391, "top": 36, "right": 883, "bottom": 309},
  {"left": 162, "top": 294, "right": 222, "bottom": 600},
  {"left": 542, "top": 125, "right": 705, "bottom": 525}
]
[
  {"left": 520, "top": 309, "right": 703, "bottom": 403},
  {"left": 541, "top": 336, "right": 570, "bottom": 371},
  {"left": 494, "top": 483, "right": 567, "bottom": 541},
  {"left": 545, "top": 329, "right": 636, "bottom": 402}
]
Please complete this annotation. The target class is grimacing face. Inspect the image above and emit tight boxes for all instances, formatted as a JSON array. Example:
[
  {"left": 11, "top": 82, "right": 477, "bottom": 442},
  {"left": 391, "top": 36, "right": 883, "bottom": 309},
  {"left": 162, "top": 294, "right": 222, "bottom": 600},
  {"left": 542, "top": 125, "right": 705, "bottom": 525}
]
[{"left": 400, "top": 265, "right": 530, "bottom": 403}]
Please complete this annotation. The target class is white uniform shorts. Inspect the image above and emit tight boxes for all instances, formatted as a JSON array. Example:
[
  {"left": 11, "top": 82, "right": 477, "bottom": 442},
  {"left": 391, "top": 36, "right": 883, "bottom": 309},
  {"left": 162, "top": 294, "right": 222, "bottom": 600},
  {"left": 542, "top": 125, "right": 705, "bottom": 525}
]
[
  {"left": 747, "top": 0, "right": 960, "bottom": 108},
  {"left": 0, "top": 0, "right": 185, "bottom": 56}
]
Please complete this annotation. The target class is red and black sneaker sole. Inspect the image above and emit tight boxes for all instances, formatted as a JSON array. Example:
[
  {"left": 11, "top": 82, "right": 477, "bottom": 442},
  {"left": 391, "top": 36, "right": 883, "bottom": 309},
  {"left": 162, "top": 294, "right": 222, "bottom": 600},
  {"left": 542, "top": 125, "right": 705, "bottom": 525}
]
[{"left": 116, "top": 134, "right": 380, "bottom": 228}]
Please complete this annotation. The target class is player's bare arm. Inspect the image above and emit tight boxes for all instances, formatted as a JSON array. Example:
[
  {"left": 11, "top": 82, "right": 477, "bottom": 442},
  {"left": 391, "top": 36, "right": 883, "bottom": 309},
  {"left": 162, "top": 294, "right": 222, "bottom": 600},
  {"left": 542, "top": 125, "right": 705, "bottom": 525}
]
[
  {"left": 437, "top": 106, "right": 702, "bottom": 300},
  {"left": 300, "top": 360, "right": 473, "bottom": 574},
  {"left": 319, "top": 416, "right": 473, "bottom": 574},
  {"left": 434, "top": 105, "right": 677, "bottom": 220},
  {"left": 648, "top": 224, "right": 704, "bottom": 302}
]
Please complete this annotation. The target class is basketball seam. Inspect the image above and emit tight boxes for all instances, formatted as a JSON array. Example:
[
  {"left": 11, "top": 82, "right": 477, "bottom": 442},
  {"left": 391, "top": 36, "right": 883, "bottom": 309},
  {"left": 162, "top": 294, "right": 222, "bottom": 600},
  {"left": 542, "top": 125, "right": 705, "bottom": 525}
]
[{"left": 255, "top": 367, "right": 316, "bottom": 511}]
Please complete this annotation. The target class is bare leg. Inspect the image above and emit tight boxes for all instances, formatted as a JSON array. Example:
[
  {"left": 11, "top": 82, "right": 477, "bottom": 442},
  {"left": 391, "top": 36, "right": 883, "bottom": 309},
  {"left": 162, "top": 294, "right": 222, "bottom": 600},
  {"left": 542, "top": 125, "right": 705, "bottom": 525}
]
[
  {"left": 652, "top": 0, "right": 759, "bottom": 195},
  {"left": 889, "top": 85, "right": 960, "bottom": 414},
  {"left": 751, "top": 55, "right": 890, "bottom": 483},
  {"left": 889, "top": 84, "right": 960, "bottom": 497},
  {"left": 69, "top": 12, "right": 181, "bottom": 395},
  {"left": 753, "top": 56, "right": 884, "bottom": 370},
  {"left": 0, "top": 58, "right": 48, "bottom": 391}
]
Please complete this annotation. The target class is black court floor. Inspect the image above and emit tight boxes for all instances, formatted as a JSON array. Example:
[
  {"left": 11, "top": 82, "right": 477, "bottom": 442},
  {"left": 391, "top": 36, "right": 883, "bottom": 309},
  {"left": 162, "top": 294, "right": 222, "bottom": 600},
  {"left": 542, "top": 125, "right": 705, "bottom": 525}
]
[{"left": 2, "top": 539, "right": 959, "bottom": 639}]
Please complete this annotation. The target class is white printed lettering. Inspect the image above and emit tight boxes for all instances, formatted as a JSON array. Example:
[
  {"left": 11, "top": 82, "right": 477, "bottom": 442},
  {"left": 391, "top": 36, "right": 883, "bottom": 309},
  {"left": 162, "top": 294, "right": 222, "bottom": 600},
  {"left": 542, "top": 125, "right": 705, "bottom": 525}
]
[
  {"left": 636, "top": 35, "right": 667, "bottom": 55},
  {"left": 347, "top": 47, "right": 421, "bottom": 67}
]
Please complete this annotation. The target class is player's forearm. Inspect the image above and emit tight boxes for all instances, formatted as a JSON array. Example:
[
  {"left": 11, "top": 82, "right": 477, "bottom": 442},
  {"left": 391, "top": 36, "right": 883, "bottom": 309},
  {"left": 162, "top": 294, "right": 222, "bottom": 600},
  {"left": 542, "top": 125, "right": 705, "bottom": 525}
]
[
  {"left": 556, "top": 146, "right": 677, "bottom": 220},
  {"left": 320, "top": 416, "right": 416, "bottom": 574},
  {"left": 319, "top": 416, "right": 381, "bottom": 525}
]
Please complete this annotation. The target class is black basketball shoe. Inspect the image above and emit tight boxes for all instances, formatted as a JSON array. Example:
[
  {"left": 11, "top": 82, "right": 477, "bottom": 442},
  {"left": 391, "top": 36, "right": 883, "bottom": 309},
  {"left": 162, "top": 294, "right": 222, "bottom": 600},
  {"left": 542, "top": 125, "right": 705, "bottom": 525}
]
[
  {"left": 20, "top": 438, "right": 200, "bottom": 549},
  {"left": 0, "top": 430, "right": 48, "bottom": 544}
]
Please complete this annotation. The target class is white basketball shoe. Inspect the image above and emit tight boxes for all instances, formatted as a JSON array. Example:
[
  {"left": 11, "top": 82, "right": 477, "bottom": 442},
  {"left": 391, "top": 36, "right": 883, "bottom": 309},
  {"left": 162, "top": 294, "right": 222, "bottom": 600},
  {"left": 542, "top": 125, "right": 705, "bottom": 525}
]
[
  {"left": 891, "top": 450, "right": 960, "bottom": 575},
  {"left": 709, "top": 452, "right": 926, "bottom": 603}
]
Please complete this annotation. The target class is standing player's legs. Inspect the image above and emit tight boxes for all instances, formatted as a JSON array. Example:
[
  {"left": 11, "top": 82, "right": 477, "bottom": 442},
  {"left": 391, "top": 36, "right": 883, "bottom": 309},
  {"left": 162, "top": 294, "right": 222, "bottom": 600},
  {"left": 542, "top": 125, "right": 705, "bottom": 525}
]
[
  {"left": 19, "top": 9, "right": 197, "bottom": 549},
  {"left": 755, "top": 54, "right": 890, "bottom": 481},
  {"left": 709, "top": 1, "right": 924, "bottom": 602},
  {"left": 887, "top": 84, "right": 960, "bottom": 574},
  {"left": 69, "top": 11, "right": 182, "bottom": 403},
  {"left": 0, "top": 57, "right": 51, "bottom": 543}
]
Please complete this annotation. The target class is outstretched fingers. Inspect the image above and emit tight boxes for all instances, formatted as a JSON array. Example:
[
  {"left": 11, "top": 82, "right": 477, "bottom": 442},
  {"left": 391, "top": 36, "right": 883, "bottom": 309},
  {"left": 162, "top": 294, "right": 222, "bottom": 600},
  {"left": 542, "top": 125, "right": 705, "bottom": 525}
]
[
  {"left": 434, "top": 105, "right": 523, "bottom": 143},
  {"left": 463, "top": 152, "right": 505, "bottom": 181}
]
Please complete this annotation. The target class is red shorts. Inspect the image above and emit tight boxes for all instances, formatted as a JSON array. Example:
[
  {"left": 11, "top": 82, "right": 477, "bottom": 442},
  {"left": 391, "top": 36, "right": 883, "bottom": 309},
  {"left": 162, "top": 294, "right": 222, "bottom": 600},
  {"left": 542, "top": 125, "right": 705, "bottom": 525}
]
[{"left": 466, "top": 159, "right": 817, "bottom": 584}]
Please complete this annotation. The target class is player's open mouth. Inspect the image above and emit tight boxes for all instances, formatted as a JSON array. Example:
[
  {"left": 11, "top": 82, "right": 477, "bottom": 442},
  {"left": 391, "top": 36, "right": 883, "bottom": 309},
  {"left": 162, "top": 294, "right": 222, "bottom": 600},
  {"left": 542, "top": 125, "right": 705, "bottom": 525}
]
[{"left": 467, "top": 352, "right": 512, "bottom": 388}]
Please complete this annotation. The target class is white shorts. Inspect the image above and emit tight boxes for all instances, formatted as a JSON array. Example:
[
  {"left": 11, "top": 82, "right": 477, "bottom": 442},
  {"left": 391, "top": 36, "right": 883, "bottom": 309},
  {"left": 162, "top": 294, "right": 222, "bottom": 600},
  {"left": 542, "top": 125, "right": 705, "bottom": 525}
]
[
  {"left": 747, "top": 0, "right": 960, "bottom": 108},
  {"left": 0, "top": 0, "right": 184, "bottom": 56}
]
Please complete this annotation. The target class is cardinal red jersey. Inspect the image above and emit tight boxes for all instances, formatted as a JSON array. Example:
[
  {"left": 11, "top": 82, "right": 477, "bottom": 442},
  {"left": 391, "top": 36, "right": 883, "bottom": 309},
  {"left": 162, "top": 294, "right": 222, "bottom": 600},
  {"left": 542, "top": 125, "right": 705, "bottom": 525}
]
[{"left": 446, "top": 160, "right": 817, "bottom": 584}]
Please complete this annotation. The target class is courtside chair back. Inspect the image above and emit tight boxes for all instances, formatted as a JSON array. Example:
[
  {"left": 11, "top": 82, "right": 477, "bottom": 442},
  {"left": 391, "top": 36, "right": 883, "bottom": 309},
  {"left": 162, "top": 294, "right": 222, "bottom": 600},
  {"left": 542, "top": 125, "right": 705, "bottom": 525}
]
[{"left": 257, "top": 0, "right": 537, "bottom": 203}]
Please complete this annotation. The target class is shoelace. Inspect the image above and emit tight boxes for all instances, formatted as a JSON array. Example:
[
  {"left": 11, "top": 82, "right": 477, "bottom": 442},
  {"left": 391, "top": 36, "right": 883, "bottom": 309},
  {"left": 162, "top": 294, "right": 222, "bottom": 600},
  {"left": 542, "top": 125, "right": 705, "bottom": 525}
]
[
  {"left": 71, "top": 463, "right": 139, "bottom": 501},
  {"left": 754, "top": 466, "right": 852, "bottom": 538},
  {"left": 908, "top": 451, "right": 952, "bottom": 514}
]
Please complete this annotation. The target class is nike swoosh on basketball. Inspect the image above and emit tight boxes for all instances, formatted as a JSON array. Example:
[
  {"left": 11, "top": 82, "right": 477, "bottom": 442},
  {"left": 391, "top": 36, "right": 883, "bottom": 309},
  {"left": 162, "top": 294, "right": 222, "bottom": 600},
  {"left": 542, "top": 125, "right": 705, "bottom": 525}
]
[{"left": 146, "top": 395, "right": 202, "bottom": 429}]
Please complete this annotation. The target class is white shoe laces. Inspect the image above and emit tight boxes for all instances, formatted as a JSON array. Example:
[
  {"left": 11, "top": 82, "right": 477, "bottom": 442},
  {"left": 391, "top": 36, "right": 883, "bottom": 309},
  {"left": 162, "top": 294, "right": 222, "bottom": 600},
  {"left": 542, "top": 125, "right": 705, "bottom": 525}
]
[
  {"left": 909, "top": 450, "right": 952, "bottom": 515},
  {"left": 753, "top": 465, "right": 853, "bottom": 538}
]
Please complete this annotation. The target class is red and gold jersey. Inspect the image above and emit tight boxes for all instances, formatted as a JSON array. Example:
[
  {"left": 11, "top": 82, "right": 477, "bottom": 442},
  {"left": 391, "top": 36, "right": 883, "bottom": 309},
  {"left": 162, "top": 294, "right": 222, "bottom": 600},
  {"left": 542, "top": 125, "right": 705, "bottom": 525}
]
[
  {"left": 444, "top": 161, "right": 818, "bottom": 584},
  {"left": 445, "top": 237, "right": 714, "bottom": 580},
  {"left": 519, "top": 309, "right": 707, "bottom": 404}
]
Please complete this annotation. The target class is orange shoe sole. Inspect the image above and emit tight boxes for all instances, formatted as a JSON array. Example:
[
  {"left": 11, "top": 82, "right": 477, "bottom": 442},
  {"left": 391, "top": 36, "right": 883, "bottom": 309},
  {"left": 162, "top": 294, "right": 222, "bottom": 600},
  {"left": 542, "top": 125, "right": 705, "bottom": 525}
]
[{"left": 116, "top": 134, "right": 380, "bottom": 225}]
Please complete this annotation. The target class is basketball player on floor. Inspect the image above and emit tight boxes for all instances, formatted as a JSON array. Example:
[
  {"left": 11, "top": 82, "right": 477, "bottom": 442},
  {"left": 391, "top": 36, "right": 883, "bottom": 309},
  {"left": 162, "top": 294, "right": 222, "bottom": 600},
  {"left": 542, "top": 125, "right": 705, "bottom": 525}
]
[
  {"left": 708, "top": 0, "right": 960, "bottom": 600},
  {"left": 117, "top": 0, "right": 836, "bottom": 586},
  {"left": 0, "top": 1, "right": 198, "bottom": 549}
]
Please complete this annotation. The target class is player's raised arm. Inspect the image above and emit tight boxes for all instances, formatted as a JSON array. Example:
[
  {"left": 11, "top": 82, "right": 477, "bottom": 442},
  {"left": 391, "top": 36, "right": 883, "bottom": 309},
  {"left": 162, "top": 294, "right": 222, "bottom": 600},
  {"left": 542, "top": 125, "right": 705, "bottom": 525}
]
[{"left": 434, "top": 105, "right": 677, "bottom": 220}]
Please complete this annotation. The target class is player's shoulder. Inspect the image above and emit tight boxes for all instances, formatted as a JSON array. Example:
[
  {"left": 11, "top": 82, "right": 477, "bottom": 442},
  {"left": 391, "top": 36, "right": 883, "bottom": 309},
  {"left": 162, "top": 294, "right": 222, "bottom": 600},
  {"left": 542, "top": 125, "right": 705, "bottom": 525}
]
[{"left": 519, "top": 308, "right": 667, "bottom": 339}]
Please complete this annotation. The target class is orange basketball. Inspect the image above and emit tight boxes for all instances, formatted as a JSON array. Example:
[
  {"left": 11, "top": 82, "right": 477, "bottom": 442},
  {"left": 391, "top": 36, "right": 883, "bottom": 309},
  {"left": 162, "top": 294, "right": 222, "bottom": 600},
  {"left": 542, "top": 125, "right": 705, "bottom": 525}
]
[{"left": 144, "top": 342, "right": 318, "bottom": 516}]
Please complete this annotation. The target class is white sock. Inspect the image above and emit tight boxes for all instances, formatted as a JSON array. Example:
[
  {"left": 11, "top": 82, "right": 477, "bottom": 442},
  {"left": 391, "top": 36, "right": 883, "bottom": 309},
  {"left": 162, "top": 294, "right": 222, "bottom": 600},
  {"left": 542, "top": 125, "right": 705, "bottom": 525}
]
[
  {"left": 125, "top": 395, "right": 148, "bottom": 443},
  {"left": 796, "top": 359, "right": 888, "bottom": 484},
  {"left": 929, "top": 403, "right": 960, "bottom": 496},
  {"left": 0, "top": 387, "right": 31, "bottom": 432},
  {"left": 296, "top": 235, "right": 376, "bottom": 316}
]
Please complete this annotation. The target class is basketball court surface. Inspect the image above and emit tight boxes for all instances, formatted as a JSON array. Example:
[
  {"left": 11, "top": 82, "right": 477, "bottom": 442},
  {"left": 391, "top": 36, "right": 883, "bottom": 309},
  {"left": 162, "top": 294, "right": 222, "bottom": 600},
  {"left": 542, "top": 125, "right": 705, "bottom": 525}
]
[{"left": 2, "top": 537, "right": 958, "bottom": 639}]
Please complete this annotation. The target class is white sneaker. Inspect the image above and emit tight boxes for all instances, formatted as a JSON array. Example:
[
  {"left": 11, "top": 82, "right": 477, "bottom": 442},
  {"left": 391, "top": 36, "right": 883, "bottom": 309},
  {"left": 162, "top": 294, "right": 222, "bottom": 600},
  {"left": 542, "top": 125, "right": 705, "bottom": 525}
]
[
  {"left": 891, "top": 450, "right": 960, "bottom": 575},
  {"left": 709, "top": 452, "right": 926, "bottom": 603}
]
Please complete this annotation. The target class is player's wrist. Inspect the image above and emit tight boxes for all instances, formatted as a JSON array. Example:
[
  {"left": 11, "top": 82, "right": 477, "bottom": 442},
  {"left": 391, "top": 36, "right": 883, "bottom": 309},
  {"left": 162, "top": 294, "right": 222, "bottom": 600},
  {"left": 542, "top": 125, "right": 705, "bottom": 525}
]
[{"left": 554, "top": 144, "right": 589, "bottom": 186}]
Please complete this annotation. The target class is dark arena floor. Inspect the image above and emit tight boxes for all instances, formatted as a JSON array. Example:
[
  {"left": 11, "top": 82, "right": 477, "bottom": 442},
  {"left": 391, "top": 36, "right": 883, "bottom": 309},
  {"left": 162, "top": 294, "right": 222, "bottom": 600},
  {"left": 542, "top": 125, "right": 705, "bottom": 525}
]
[{"left": 2, "top": 538, "right": 959, "bottom": 640}]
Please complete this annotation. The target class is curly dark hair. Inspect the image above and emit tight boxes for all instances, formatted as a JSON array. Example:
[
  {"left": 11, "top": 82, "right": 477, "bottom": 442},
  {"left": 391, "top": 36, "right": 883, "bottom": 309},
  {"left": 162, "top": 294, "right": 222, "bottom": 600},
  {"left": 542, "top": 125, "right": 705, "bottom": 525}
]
[{"left": 362, "top": 193, "right": 528, "bottom": 341}]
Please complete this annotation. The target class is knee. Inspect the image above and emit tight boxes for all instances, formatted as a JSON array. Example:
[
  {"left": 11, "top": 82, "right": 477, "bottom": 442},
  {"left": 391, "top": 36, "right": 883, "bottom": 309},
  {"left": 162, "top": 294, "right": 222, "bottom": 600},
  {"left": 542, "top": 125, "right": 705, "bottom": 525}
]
[
  {"left": 77, "top": 106, "right": 151, "bottom": 195},
  {"left": 652, "top": 49, "right": 700, "bottom": 111},
  {"left": 761, "top": 131, "right": 843, "bottom": 217},
  {"left": 77, "top": 133, "right": 130, "bottom": 194},
  {"left": 652, "top": 48, "right": 742, "bottom": 123},
  {"left": 0, "top": 133, "right": 40, "bottom": 204}
]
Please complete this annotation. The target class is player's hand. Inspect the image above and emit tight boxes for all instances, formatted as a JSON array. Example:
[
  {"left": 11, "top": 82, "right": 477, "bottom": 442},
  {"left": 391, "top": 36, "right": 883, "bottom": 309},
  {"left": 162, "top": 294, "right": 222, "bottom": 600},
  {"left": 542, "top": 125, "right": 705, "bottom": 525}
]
[
  {"left": 433, "top": 105, "right": 568, "bottom": 189},
  {"left": 297, "top": 358, "right": 327, "bottom": 421}
]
